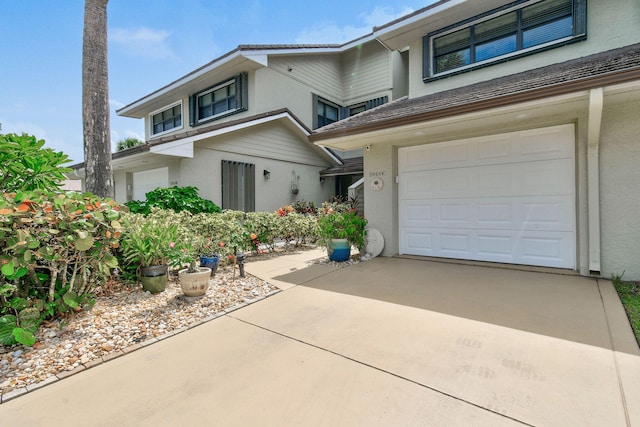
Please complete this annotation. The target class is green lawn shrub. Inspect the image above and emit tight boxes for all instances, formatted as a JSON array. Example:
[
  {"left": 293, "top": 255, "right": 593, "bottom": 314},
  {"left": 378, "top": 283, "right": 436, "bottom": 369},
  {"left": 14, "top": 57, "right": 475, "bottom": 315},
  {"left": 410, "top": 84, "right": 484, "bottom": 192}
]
[
  {"left": 125, "top": 186, "right": 221, "bottom": 215},
  {"left": 0, "top": 190, "right": 123, "bottom": 346}
]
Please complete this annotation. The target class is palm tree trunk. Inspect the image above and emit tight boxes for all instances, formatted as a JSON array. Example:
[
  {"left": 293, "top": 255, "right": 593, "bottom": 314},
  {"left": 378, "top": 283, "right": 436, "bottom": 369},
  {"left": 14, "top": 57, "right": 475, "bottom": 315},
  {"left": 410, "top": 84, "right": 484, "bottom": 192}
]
[{"left": 82, "top": 0, "right": 114, "bottom": 198}]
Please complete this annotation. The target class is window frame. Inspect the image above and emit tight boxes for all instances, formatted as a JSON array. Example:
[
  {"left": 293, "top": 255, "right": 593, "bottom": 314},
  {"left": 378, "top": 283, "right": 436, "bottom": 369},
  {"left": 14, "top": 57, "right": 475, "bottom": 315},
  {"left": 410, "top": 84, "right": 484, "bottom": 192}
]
[
  {"left": 314, "top": 96, "right": 341, "bottom": 129},
  {"left": 149, "top": 101, "right": 183, "bottom": 138},
  {"left": 312, "top": 95, "right": 389, "bottom": 129},
  {"left": 423, "top": 0, "right": 587, "bottom": 82},
  {"left": 190, "top": 73, "right": 248, "bottom": 126}
]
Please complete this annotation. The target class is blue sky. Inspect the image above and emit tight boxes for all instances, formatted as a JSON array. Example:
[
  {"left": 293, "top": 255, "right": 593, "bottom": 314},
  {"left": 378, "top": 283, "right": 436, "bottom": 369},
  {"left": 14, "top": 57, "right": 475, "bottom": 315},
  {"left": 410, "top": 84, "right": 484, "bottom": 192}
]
[{"left": 1, "top": 0, "right": 433, "bottom": 163}]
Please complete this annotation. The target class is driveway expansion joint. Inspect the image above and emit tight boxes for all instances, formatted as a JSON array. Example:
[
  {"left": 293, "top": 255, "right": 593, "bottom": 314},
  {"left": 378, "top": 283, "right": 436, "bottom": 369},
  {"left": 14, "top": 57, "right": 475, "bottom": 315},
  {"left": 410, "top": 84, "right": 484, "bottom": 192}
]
[{"left": 228, "top": 315, "right": 534, "bottom": 427}]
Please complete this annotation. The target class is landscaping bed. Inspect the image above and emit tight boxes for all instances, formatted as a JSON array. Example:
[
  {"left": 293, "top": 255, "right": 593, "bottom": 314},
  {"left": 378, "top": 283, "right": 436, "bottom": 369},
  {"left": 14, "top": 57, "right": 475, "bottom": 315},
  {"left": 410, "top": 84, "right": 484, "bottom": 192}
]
[{"left": 0, "top": 264, "right": 277, "bottom": 398}]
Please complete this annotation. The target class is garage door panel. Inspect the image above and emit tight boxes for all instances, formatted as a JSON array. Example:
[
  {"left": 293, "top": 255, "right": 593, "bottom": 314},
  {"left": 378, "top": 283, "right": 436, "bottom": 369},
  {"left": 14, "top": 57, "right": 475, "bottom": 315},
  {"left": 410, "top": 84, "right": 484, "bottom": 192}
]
[
  {"left": 398, "top": 124, "right": 576, "bottom": 269},
  {"left": 518, "top": 233, "right": 575, "bottom": 267},
  {"left": 401, "top": 159, "right": 573, "bottom": 200},
  {"left": 399, "top": 126, "right": 574, "bottom": 173},
  {"left": 401, "top": 228, "right": 573, "bottom": 268},
  {"left": 520, "top": 159, "right": 574, "bottom": 195},
  {"left": 518, "top": 126, "right": 575, "bottom": 159},
  {"left": 401, "top": 197, "right": 573, "bottom": 232},
  {"left": 404, "top": 230, "right": 435, "bottom": 252}
]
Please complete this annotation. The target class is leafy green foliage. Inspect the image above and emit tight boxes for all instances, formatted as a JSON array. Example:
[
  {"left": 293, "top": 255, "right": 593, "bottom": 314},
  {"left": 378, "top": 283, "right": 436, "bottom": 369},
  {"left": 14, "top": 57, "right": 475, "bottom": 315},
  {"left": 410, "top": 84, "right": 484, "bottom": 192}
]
[
  {"left": 0, "top": 190, "right": 123, "bottom": 346},
  {"left": 120, "top": 210, "right": 179, "bottom": 267},
  {"left": 0, "top": 133, "right": 73, "bottom": 193},
  {"left": 125, "top": 186, "right": 221, "bottom": 215},
  {"left": 317, "top": 203, "right": 367, "bottom": 251},
  {"left": 612, "top": 273, "right": 640, "bottom": 345},
  {"left": 116, "top": 137, "right": 144, "bottom": 152}
]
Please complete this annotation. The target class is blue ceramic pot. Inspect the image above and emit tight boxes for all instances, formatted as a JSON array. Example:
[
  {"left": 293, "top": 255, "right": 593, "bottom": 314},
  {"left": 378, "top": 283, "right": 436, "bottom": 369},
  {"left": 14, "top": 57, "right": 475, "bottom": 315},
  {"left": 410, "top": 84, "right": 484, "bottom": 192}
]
[
  {"left": 199, "top": 255, "right": 219, "bottom": 276},
  {"left": 328, "top": 239, "right": 351, "bottom": 262}
]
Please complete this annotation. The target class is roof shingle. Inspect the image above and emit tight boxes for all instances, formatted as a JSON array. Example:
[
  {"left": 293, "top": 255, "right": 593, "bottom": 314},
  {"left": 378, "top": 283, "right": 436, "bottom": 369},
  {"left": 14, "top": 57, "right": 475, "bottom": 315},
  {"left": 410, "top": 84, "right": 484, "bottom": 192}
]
[{"left": 311, "top": 43, "right": 640, "bottom": 140}]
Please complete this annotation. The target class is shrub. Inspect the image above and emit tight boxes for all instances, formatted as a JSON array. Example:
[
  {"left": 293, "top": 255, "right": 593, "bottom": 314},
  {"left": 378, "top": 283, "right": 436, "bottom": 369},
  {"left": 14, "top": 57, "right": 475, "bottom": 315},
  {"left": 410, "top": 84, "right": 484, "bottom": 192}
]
[
  {"left": 125, "top": 186, "right": 221, "bottom": 215},
  {"left": 0, "top": 133, "right": 72, "bottom": 193},
  {"left": 0, "top": 190, "right": 123, "bottom": 346},
  {"left": 244, "top": 212, "right": 279, "bottom": 252}
]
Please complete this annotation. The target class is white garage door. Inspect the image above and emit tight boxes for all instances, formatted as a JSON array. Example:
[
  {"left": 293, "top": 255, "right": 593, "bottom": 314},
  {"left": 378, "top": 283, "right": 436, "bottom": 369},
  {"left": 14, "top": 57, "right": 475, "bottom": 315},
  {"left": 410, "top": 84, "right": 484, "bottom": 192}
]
[
  {"left": 398, "top": 124, "right": 575, "bottom": 269},
  {"left": 133, "top": 167, "right": 169, "bottom": 201}
]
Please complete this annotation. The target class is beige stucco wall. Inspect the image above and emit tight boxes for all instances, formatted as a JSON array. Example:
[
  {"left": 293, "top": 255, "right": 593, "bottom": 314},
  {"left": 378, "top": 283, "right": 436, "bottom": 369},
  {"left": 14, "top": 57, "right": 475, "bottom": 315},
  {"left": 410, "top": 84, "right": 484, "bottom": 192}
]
[
  {"left": 361, "top": 87, "right": 640, "bottom": 279},
  {"left": 175, "top": 121, "right": 335, "bottom": 212},
  {"left": 177, "top": 149, "right": 334, "bottom": 212},
  {"left": 408, "top": 0, "right": 640, "bottom": 98},
  {"left": 599, "top": 96, "right": 640, "bottom": 279}
]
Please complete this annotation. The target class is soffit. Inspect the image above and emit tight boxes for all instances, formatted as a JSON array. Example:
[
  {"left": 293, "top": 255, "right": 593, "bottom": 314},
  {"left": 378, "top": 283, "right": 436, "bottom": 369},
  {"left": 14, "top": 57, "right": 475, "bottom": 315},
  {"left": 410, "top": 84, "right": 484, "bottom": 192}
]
[
  {"left": 375, "top": 0, "right": 511, "bottom": 50},
  {"left": 117, "top": 54, "right": 265, "bottom": 118},
  {"left": 315, "top": 92, "right": 591, "bottom": 150}
]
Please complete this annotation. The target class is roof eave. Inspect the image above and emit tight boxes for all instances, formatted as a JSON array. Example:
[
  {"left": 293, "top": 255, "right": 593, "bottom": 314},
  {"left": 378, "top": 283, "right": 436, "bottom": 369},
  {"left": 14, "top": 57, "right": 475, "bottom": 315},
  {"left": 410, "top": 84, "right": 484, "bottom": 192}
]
[{"left": 310, "top": 66, "right": 640, "bottom": 143}]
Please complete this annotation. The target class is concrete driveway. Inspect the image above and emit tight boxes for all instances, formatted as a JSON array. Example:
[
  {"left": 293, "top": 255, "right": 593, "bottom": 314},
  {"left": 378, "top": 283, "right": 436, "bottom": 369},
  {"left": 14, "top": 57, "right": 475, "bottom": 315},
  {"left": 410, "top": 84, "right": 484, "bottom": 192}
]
[{"left": 0, "top": 250, "right": 638, "bottom": 426}]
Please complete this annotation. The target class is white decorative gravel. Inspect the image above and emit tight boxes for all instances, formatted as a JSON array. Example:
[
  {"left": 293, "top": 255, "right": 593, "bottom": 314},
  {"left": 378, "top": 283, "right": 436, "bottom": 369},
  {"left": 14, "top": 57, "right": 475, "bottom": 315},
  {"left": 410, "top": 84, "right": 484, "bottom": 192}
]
[{"left": 0, "top": 266, "right": 278, "bottom": 397}]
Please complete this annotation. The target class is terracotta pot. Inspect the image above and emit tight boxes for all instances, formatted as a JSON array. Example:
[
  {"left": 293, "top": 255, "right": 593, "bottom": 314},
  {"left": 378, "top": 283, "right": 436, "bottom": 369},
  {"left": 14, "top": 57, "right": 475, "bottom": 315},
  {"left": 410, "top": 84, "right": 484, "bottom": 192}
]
[{"left": 178, "top": 267, "right": 212, "bottom": 297}]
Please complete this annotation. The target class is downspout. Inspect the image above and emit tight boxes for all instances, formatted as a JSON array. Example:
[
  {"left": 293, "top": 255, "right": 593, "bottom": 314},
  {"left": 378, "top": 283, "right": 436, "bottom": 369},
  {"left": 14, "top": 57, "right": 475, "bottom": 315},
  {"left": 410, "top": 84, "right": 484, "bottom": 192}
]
[{"left": 587, "top": 88, "right": 603, "bottom": 274}]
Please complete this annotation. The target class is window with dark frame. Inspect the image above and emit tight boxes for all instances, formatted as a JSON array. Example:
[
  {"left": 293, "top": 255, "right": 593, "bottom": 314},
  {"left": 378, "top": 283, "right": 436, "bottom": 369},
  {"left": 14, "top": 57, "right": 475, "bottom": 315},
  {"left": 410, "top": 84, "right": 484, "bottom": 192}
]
[
  {"left": 198, "top": 81, "right": 236, "bottom": 120},
  {"left": 316, "top": 98, "right": 340, "bottom": 128},
  {"left": 425, "top": 0, "right": 586, "bottom": 79},
  {"left": 151, "top": 104, "right": 182, "bottom": 135},
  {"left": 313, "top": 95, "right": 388, "bottom": 129},
  {"left": 189, "top": 73, "right": 248, "bottom": 126}
]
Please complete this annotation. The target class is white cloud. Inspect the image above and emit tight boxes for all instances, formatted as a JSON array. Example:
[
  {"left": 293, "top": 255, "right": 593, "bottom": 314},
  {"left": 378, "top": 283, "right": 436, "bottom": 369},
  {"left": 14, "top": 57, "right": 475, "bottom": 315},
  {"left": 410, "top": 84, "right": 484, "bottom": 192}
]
[
  {"left": 109, "top": 98, "right": 126, "bottom": 110},
  {"left": 110, "top": 27, "right": 175, "bottom": 60},
  {"left": 360, "top": 6, "right": 416, "bottom": 28},
  {"left": 295, "top": 6, "right": 415, "bottom": 44}
]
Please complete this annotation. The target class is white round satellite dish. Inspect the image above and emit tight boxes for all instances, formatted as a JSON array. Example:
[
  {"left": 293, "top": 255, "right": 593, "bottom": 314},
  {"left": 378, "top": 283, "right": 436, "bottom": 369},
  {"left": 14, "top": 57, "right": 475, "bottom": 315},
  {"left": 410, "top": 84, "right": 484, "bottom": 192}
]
[{"left": 364, "top": 227, "right": 384, "bottom": 258}]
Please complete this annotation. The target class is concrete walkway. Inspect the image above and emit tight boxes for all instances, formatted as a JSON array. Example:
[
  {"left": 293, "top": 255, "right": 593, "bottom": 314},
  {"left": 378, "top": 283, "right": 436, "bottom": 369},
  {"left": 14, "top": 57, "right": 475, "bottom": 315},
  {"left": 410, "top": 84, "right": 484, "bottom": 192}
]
[{"left": 0, "top": 249, "right": 638, "bottom": 426}]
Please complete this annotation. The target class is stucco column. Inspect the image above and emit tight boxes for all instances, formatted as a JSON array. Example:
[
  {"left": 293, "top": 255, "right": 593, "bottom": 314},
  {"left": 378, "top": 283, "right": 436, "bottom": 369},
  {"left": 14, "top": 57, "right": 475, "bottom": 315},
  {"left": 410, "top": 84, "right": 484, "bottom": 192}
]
[
  {"left": 363, "top": 143, "right": 397, "bottom": 257},
  {"left": 587, "top": 88, "right": 603, "bottom": 273}
]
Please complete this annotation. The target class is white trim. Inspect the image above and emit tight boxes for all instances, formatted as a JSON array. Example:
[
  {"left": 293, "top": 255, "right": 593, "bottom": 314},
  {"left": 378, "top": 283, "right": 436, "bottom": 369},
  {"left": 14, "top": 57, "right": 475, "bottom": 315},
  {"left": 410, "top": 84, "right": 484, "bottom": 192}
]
[
  {"left": 194, "top": 76, "right": 240, "bottom": 124},
  {"left": 587, "top": 88, "right": 603, "bottom": 273},
  {"left": 428, "top": 0, "right": 577, "bottom": 78},
  {"left": 117, "top": 37, "right": 379, "bottom": 117},
  {"left": 149, "top": 100, "right": 183, "bottom": 139},
  {"left": 149, "top": 111, "right": 342, "bottom": 164},
  {"left": 118, "top": 51, "right": 257, "bottom": 116},
  {"left": 373, "top": 0, "right": 466, "bottom": 39}
]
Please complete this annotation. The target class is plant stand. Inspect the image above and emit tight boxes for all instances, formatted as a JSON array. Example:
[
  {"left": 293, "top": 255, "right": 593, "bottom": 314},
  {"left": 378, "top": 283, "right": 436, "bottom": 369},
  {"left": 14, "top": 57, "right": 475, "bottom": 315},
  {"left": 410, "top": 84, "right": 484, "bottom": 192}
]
[{"left": 178, "top": 267, "right": 212, "bottom": 297}]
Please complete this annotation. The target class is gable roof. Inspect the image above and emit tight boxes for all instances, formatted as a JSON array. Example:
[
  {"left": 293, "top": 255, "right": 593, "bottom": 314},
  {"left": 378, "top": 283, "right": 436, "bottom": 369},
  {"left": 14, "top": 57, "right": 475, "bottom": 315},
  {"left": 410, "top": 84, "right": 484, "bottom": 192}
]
[
  {"left": 71, "top": 108, "right": 342, "bottom": 170},
  {"left": 310, "top": 43, "right": 640, "bottom": 142},
  {"left": 116, "top": 36, "right": 378, "bottom": 118}
]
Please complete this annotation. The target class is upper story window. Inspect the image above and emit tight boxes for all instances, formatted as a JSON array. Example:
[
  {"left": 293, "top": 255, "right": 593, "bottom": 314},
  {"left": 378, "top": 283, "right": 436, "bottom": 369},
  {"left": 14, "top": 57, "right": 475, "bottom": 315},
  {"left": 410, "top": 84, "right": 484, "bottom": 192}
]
[
  {"left": 313, "top": 95, "right": 388, "bottom": 129},
  {"left": 190, "top": 73, "right": 248, "bottom": 126},
  {"left": 316, "top": 98, "right": 340, "bottom": 128},
  {"left": 150, "top": 102, "right": 182, "bottom": 136},
  {"left": 424, "top": 0, "right": 587, "bottom": 80}
]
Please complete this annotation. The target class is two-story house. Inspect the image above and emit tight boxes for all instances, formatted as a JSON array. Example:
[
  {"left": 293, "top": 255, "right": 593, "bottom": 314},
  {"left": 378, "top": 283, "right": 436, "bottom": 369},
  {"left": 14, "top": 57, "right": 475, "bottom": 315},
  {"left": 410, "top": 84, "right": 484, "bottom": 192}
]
[
  {"left": 105, "top": 35, "right": 406, "bottom": 212},
  {"left": 311, "top": 0, "right": 640, "bottom": 280}
]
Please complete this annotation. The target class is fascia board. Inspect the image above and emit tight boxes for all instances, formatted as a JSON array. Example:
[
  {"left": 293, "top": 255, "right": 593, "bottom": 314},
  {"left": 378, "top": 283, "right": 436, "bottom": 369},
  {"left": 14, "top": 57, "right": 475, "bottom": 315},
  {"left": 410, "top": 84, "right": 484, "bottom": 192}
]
[
  {"left": 116, "top": 51, "right": 264, "bottom": 116},
  {"left": 148, "top": 111, "right": 341, "bottom": 164}
]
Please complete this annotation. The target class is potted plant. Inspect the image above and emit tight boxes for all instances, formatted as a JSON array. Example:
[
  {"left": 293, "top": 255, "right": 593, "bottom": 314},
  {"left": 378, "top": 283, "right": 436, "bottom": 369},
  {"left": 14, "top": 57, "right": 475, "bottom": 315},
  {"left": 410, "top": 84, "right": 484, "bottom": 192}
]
[
  {"left": 197, "top": 238, "right": 219, "bottom": 277},
  {"left": 169, "top": 236, "right": 212, "bottom": 298},
  {"left": 317, "top": 207, "right": 367, "bottom": 262},
  {"left": 120, "top": 214, "right": 178, "bottom": 294}
]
